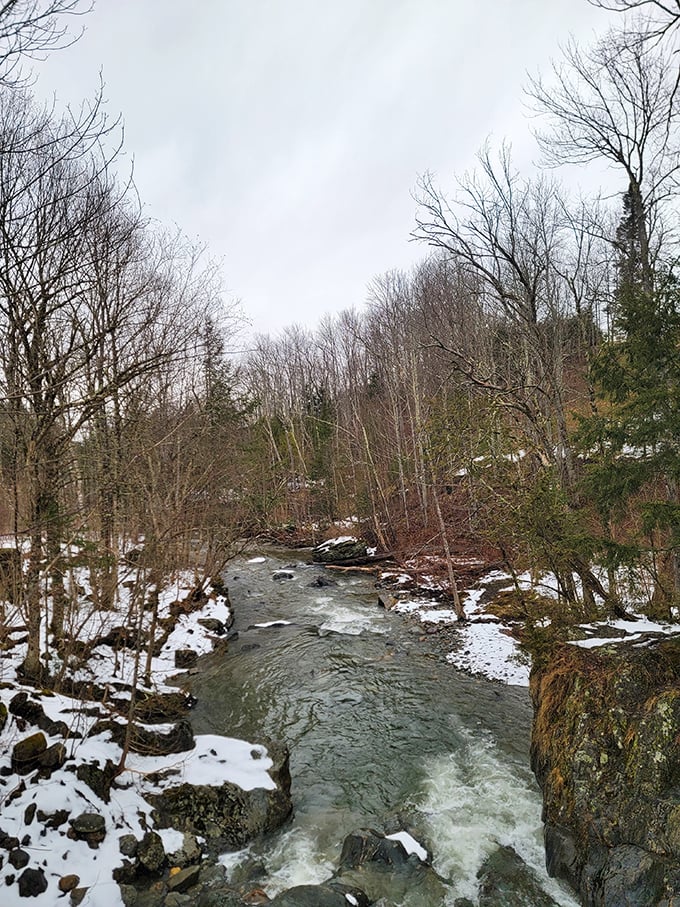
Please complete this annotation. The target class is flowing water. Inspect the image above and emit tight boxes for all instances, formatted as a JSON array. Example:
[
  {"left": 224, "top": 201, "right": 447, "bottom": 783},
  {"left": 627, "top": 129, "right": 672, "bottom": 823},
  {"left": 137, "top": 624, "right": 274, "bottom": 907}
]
[{"left": 189, "top": 549, "right": 578, "bottom": 906}]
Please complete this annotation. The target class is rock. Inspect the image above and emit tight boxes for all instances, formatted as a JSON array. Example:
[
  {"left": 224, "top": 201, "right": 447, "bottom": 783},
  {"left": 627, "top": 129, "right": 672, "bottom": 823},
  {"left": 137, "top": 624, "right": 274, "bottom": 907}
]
[
  {"left": 70, "top": 889, "right": 88, "bottom": 907},
  {"left": 197, "top": 618, "right": 227, "bottom": 635},
  {"left": 477, "top": 845, "right": 560, "bottom": 906},
  {"left": 307, "top": 575, "right": 335, "bottom": 588},
  {"left": 59, "top": 874, "right": 80, "bottom": 892},
  {"left": 269, "top": 883, "right": 370, "bottom": 907},
  {"left": 69, "top": 813, "right": 106, "bottom": 848},
  {"left": 134, "top": 692, "right": 193, "bottom": 723},
  {"left": 9, "top": 849, "right": 29, "bottom": 869},
  {"left": 119, "top": 834, "right": 139, "bottom": 857},
  {"left": 36, "top": 809, "right": 68, "bottom": 829},
  {"left": 167, "top": 864, "right": 201, "bottom": 893},
  {"left": 169, "top": 832, "right": 202, "bottom": 868},
  {"left": 76, "top": 759, "right": 117, "bottom": 802},
  {"left": 272, "top": 570, "right": 294, "bottom": 581},
  {"left": 9, "top": 692, "right": 71, "bottom": 738},
  {"left": 339, "top": 828, "right": 411, "bottom": 870},
  {"left": 147, "top": 740, "right": 292, "bottom": 854},
  {"left": 0, "top": 701, "right": 7, "bottom": 732},
  {"left": 137, "top": 830, "right": 166, "bottom": 873},
  {"left": 377, "top": 592, "right": 397, "bottom": 610},
  {"left": 166, "top": 893, "right": 193, "bottom": 907},
  {"left": 17, "top": 867, "right": 47, "bottom": 897},
  {"left": 90, "top": 718, "right": 195, "bottom": 756},
  {"left": 311, "top": 537, "right": 368, "bottom": 564},
  {"left": 531, "top": 637, "right": 680, "bottom": 906},
  {"left": 11, "top": 732, "right": 47, "bottom": 774},
  {"left": 175, "top": 649, "right": 199, "bottom": 669},
  {"left": 23, "top": 804, "right": 36, "bottom": 825},
  {"left": 38, "top": 742, "right": 66, "bottom": 772}
]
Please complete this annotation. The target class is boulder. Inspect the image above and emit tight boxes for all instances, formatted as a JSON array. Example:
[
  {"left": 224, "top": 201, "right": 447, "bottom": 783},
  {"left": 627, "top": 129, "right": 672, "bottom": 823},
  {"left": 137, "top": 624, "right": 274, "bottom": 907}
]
[
  {"left": 11, "top": 732, "right": 47, "bottom": 774},
  {"left": 311, "top": 538, "right": 368, "bottom": 564},
  {"left": 146, "top": 740, "right": 292, "bottom": 854},
  {"left": 10, "top": 691, "right": 71, "bottom": 738},
  {"left": 17, "top": 867, "right": 47, "bottom": 897},
  {"left": 531, "top": 637, "right": 680, "bottom": 906},
  {"left": 269, "top": 883, "right": 370, "bottom": 907},
  {"left": 137, "top": 830, "right": 166, "bottom": 873},
  {"left": 76, "top": 759, "right": 118, "bottom": 802},
  {"left": 69, "top": 812, "right": 106, "bottom": 848},
  {"left": 477, "top": 845, "right": 560, "bottom": 906},
  {"left": 339, "top": 828, "right": 412, "bottom": 870}
]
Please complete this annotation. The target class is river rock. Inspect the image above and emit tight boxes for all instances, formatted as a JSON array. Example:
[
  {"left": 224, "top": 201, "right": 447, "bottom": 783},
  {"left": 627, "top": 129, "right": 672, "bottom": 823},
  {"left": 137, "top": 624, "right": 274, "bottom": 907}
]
[
  {"left": 477, "top": 845, "right": 560, "bottom": 906},
  {"left": 530, "top": 637, "right": 680, "bottom": 906},
  {"left": 339, "top": 828, "right": 412, "bottom": 869},
  {"left": 269, "top": 882, "right": 370, "bottom": 907},
  {"left": 311, "top": 537, "right": 368, "bottom": 564},
  {"left": 146, "top": 740, "right": 292, "bottom": 854},
  {"left": 69, "top": 812, "right": 106, "bottom": 847},
  {"left": 167, "top": 864, "right": 201, "bottom": 893}
]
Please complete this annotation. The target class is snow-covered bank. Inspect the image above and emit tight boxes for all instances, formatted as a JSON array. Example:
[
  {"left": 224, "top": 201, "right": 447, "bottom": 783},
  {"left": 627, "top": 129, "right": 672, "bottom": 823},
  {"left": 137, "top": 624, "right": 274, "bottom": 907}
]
[
  {"left": 380, "top": 564, "right": 680, "bottom": 687},
  {"left": 0, "top": 560, "right": 288, "bottom": 906}
]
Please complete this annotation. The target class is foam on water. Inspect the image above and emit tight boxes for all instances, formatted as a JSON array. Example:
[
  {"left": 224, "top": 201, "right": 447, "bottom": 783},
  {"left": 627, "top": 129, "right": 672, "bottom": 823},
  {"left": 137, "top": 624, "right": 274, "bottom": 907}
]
[{"left": 419, "top": 734, "right": 579, "bottom": 905}]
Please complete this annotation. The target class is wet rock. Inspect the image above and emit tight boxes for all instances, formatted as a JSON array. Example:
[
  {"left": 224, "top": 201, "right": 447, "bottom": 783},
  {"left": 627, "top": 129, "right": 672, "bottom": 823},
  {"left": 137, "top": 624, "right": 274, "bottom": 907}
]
[
  {"left": 269, "top": 883, "right": 370, "bottom": 907},
  {"left": 11, "top": 732, "right": 47, "bottom": 774},
  {"left": 339, "top": 828, "right": 411, "bottom": 870},
  {"left": 477, "top": 845, "right": 560, "bottom": 906},
  {"left": 167, "top": 864, "right": 201, "bottom": 892},
  {"left": 175, "top": 649, "right": 198, "bottom": 669},
  {"left": 272, "top": 570, "right": 294, "bottom": 581},
  {"left": 531, "top": 637, "right": 680, "bottom": 906},
  {"left": 17, "top": 867, "right": 47, "bottom": 897},
  {"left": 307, "top": 574, "right": 335, "bottom": 588},
  {"left": 146, "top": 741, "right": 292, "bottom": 854},
  {"left": 137, "top": 830, "right": 166, "bottom": 873}
]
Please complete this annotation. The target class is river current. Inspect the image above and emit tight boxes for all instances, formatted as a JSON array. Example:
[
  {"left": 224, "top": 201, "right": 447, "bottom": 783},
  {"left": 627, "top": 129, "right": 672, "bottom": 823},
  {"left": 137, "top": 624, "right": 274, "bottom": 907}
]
[{"left": 189, "top": 548, "right": 578, "bottom": 906}]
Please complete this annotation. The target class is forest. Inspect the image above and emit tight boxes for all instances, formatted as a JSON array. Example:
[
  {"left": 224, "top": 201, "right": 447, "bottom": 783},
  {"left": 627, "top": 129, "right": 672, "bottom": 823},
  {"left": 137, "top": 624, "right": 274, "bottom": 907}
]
[{"left": 0, "top": 0, "right": 678, "bottom": 688}]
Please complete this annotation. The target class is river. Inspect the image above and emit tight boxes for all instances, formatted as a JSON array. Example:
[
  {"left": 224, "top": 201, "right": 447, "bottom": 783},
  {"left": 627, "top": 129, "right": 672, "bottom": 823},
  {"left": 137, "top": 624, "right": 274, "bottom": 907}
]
[{"left": 189, "top": 548, "right": 578, "bottom": 906}]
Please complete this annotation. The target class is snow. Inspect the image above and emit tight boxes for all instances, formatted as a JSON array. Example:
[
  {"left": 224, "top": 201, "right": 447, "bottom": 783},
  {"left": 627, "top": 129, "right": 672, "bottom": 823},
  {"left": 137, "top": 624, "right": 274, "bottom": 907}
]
[
  {"left": 0, "top": 557, "right": 281, "bottom": 906},
  {"left": 386, "top": 831, "right": 428, "bottom": 862},
  {"left": 253, "top": 620, "right": 292, "bottom": 628},
  {"left": 446, "top": 623, "right": 529, "bottom": 686},
  {"left": 247, "top": 556, "right": 267, "bottom": 563}
]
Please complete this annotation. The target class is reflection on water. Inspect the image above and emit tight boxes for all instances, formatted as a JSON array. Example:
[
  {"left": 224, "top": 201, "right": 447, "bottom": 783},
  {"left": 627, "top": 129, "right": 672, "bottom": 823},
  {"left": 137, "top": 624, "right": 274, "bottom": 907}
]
[{"left": 190, "top": 550, "right": 577, "bottom": 906}]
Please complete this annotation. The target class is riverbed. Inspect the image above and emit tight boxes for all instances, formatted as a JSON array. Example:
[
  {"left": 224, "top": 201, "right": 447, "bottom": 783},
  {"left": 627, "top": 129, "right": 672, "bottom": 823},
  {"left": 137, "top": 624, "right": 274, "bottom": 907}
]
[{"left": 189, "top": 549, "right": 578, "bottom": 906}]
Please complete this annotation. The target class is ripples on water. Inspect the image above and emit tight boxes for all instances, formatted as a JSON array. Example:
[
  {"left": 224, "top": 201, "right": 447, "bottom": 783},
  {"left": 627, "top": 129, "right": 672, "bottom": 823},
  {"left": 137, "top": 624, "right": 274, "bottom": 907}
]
[{"left": 191, "top": 552, "right": 578, "bottom": 906}]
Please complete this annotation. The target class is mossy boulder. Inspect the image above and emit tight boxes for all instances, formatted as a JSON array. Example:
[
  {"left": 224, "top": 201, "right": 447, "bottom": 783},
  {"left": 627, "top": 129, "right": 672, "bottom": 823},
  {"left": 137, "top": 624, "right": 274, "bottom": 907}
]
[
  {"left": 530, "top": 637, "right": 680, "bottom": 906},
  {"left": 312, "top": 537, "right": 368, "bottom": 564}
]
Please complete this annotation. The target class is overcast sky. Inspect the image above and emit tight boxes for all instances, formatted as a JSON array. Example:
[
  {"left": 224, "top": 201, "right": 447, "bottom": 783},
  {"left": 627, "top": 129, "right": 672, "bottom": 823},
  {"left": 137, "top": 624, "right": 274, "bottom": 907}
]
[{"left": 33, "top": 0, "right": 617, "bottom": 338}]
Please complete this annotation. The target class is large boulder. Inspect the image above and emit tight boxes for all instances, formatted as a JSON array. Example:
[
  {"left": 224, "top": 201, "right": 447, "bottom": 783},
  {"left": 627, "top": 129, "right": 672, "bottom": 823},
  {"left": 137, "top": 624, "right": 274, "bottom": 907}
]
[
  {"left": 530, "top": 637, "right": 680, "bottom": 906},
  {"left": 145, "top": 740, "right": 292, "bottom": 854},
  {"left": 269, "top": 882, "right": 370, "bottom": 907},
  {"left": 312, "top": 537, "right": 368, "bottom": 564},
  {"left": 477, "top": 845, "right": 560, "bottom": 906}
]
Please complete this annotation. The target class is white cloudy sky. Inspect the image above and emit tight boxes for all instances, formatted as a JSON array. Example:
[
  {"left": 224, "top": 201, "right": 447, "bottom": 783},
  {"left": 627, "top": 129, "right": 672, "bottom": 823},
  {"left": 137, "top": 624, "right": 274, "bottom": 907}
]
[{"left": 33, "top": 0, "right": 618, "bottom": 337}]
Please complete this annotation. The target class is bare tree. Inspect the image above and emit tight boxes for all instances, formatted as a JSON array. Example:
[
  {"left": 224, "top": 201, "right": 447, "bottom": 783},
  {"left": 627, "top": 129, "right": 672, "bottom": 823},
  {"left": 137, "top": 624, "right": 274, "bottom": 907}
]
[
  {"left": 527, "top": 33, "right": 680, "bottom": 291},
  {"left": 0, "top": 0, "right": 90, "bottom": 84}
]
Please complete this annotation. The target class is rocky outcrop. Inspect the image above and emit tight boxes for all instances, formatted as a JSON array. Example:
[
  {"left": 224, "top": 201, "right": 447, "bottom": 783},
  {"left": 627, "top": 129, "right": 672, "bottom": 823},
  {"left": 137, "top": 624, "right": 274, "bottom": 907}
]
[
  {"left": 145, "top": 740, "right": 292, "bottom": 855},
  {"left": 530, "top": 637, "right": 680, "bottom": 906}
]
